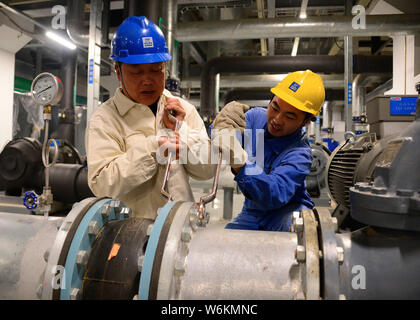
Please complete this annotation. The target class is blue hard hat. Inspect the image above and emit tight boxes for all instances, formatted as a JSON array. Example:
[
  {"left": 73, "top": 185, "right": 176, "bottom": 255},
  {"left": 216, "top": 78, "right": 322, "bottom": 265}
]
[{"left": 110, "top": 16, "right": 172, "bottom": 64}]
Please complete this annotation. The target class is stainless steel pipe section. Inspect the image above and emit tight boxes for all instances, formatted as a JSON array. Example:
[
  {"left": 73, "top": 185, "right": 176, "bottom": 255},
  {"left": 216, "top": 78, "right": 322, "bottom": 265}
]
[
  {"left": 179, "top": 226, "right": 301, "bottom": 299},
  {"left": 0, "top": 212, "right": 63, "bottom": 299}
]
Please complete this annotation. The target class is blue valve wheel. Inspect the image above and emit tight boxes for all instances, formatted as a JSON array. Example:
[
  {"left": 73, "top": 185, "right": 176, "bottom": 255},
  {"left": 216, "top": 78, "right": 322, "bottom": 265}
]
[{"left": 23, "top": 191, "right": 38, "bottom": 210}]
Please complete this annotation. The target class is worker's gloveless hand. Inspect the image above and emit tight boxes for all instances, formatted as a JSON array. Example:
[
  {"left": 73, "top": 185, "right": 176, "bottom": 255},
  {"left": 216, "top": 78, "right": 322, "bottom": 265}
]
[
  {"left": 213, "top": 101, "right": 250, "bottom": 133},
  {"left": 162, "top": 97, "right": 186, "bottom": 131},
  {"left": 158, "top": 131, "right": 183, "bottom": 160}
]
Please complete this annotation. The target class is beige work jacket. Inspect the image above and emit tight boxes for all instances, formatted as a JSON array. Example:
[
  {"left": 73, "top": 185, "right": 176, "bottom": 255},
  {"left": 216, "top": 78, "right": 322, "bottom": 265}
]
[{"left": 86, "top": 88, "right": 215, "bottom": 220}]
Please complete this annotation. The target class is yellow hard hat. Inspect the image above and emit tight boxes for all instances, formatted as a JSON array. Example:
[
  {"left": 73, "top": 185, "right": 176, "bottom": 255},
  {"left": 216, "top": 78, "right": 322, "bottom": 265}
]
[{"left": 270, "top": 70, "right": 325, "bottom": 116}]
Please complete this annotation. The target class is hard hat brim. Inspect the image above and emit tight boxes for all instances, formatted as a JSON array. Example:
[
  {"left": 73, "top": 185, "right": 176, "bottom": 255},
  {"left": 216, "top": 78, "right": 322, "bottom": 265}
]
[
  {"left": 271, "top": 87, "right": 320, "bottom": 116},
  {"left": 111, "top": 52, "right": 172, "bottom": 64}
]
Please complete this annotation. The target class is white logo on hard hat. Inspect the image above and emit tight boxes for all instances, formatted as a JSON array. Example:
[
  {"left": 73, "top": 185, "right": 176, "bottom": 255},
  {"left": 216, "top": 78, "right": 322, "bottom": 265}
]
[{"left": 142, "top": 37, "right": 154, "bottom": 48}]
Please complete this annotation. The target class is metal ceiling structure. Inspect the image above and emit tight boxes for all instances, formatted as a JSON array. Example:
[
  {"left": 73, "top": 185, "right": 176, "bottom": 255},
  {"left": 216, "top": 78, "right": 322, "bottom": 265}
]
[{"left": 1, "top": 0, "right": 410, "bottom": 105}]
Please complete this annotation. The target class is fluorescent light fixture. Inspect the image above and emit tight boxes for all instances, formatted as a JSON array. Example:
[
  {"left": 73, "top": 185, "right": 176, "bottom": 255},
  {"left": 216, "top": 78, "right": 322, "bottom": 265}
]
[
  {"left": 291, "top": 37, "right": 300, "bottom": 56},
  {"left": 46, "top": 31, "right": 76, "bottom": 50},
  {"left": 299, "top": 0, "right": 308, "bottom": 19}
]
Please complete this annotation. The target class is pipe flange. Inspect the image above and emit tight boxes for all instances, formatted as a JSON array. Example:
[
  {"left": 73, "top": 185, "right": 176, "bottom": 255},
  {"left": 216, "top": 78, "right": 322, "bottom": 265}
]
[
  {"left": 137, "top": 201, "right": 198, "bottom": 300},
  {"left": 295, "top": 209, "right": 321, "bottom": 300},
  {"left": 41, "top": 197, "right": 129, "bottom": 300},
  {"left": 314, "top": 207, "right": 341, "bottom": 300}
]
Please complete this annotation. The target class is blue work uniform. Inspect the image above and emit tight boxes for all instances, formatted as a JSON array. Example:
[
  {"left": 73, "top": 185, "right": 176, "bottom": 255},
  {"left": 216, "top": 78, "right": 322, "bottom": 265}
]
[{"left": 225, "top": 107, "right": 314, "bottom": 232}]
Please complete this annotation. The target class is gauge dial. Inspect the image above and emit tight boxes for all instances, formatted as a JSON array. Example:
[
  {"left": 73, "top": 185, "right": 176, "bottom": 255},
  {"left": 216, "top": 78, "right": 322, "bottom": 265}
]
[{"left": 31, "top": 73, "right": 63, "bottom": 105}]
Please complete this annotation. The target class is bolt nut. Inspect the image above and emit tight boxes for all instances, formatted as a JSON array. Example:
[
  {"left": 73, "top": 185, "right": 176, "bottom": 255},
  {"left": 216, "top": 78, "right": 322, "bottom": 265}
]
[
  {"left": 359, "top": 183, "right": 372, "bottom": 192},
  {"left": 101, "top": 203, "right": 112, "bottom": 219},
  {"left": 76, "top": 250, "right": 89, "bottom": 267},
  {"left": 174, "top": 258, "right": 186, "bottom": 276},
  {"left": 396, "top": 189, "right": 414, "bottom": 197},
  {"left": 189, "top": 211, "right": 198, "bottom": 231},
  {"left": 292, "top": 211, "right": 301, "bottom": 225},
  {"left": 121, "top": 207, "right": 131, "bottom": 219},
  {"left": 294, "top": 217, "right": 304, "bottom": 233},
  {"left": 372, "top": 187, "right": 387, "bottom": 195},
  {"left": 146, "top": 223, "right": 154, "bottom": 236},
  {"left": 337, "top": 247, "right": 344, "bottom": 264},
  {"left": 331, "top": 217, "right": 338, "bottom": 232},
  {"left": 88, "top": 221, "right": 100, "bottom": 236},
  {"left": 295, "top": 245, "right": 306, "bottom": 263},
  {"left": 138, "top": 255, "right": 145, "bottom": 272},
  {"left": 181, "top": 226, "right": 192, "bottom": 242},
  {"left": 70, "top": 288, "right": 81, "bottom": 300},
  {"left": 43, "top": 249, "right": 50, "bottom": 262},
  {"left": 110, "top": 199, "right": 122, "bottom": 214}
]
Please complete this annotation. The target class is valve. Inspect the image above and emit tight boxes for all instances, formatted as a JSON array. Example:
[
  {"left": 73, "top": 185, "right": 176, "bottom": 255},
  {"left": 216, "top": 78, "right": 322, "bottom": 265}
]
[{"left": 23, "top": 191, "right": 39, "bottom": 210}]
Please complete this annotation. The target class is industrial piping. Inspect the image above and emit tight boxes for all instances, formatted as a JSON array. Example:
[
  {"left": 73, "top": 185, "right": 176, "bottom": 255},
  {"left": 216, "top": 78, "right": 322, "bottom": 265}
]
[
  {"left": 176, "top": 14, "right": 420, "bottom": 42},
  {"left": 50, "top": 50, "right": 78, "bottom": 146},
  {"left": 224, "top": 88, "right": 345, "bottom": 105},
  {"left": 200, "top": 55, "right": 392, "bottom": 122}
]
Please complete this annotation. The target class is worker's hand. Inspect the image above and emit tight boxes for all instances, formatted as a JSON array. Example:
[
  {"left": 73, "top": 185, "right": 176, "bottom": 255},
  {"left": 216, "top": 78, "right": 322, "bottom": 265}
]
[
  {"left": 162, "top": 97, "right": 186, "bottom": 131},
  {"left": 212, "top": 101, "right": 250, "bottom": 133},
  {"left": 157, "top": 131, "right": 183, "bottom": 160}
]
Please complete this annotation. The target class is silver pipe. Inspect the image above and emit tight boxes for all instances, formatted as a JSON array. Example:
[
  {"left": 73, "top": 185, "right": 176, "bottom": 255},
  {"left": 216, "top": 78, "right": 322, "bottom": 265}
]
[
  {"left": 353, "top": 74, "right": 391, "bottom": 117},
  {"left": 344, "top": 36, "right": 353, "bottom": 132},
  {"left": 0, "top": 1, "right": 113, "bottom": 69},
  {"left": 180, "top": 74, "right": 345, "bottom": 89},
  {"left": 66, "top": 0, "right": 89, "bottom": 47},
  {"left": 175, "top": 15, "right": 420, "bottom": 42},
  {"left": 161, "top": 0, "right": 178, "bottom": 78},
  {"left": 366, "top": 78, "right": 393, "bottom": 103}
]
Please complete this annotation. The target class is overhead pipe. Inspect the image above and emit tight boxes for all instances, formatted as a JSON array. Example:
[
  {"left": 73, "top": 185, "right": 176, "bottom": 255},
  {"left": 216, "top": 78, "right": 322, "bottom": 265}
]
[
  {"left": 125, "top": 0, "right": 161, "bottom": 24},
  {"left": 176, "top": 15, "right": 420, "bottom": 42},
  {"left": 181, "top": 74, "right": 345, "bottom": 89},
  {"left": 200, "top": 55, "right": 392, "bottom": 123},
  {"left": 366, "top": 78, "right": 393, "bottom": 103},
  {"left": 352, "top": 74, "right": 391, "bottom": 119},
  {"left": 224, "top": 88, "right": 345, "bottom": 105},
  {"left": 50, "top": 50, "right": 78, "bottom": 146},
  {"left": 161, "top": 0, "right": 178, "bottom": 79},
  {"left": 66, "top": 0, "right": 110, "bottom": 48},
  {"left": 66, "top": 0, "right": 90, "bottom": 47}
]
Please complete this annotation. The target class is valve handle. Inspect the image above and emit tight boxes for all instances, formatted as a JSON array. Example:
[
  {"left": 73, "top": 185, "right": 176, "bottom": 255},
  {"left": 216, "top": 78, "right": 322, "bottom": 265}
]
[{"left": 23, "top": 191, "right": 39, "bottom": 210}]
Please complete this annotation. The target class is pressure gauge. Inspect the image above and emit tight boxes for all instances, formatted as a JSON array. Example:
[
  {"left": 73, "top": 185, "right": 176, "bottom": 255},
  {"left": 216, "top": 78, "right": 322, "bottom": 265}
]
[{"left": 31, "top": 72, "right": 63, "bottom": 105}]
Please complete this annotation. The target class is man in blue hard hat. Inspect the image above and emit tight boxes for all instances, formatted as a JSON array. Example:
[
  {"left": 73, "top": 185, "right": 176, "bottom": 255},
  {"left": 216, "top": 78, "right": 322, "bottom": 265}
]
[{"left": 86, "top": 16, "right": 214, "bottom": 220}]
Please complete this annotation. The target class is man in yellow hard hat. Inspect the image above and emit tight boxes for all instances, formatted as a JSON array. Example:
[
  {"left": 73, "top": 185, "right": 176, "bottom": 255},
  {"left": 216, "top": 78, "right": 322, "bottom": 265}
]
[{"left": 212, "top": 70, "right": 325, "bottom": 231}]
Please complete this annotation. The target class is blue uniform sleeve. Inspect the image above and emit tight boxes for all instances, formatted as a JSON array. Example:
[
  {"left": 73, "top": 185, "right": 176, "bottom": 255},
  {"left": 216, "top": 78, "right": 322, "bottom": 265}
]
[{"left": 234, "top": 146, "right": 312, "bottom": 209}]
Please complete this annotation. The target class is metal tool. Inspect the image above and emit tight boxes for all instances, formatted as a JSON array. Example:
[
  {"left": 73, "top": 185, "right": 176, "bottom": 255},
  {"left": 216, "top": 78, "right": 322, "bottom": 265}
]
[{"left": 160, "top": 109, "right": 181, "bottom": 202}]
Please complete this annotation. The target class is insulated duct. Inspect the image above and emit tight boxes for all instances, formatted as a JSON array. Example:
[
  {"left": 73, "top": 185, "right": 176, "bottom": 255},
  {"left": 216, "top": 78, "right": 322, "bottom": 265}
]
[
  {"left": 176, "top": 15, "right": 420, "bottom": 42},
  {"left": 224, "top": 88, "right": 344, "bottom": 105},
  {"left": 200, "top": 55, "right": 392, "bottom": 122}
]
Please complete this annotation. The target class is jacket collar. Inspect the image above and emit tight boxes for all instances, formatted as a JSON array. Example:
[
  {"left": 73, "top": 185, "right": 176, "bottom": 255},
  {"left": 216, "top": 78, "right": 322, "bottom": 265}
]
[{"left": 263, "top": 123, "right": 304, "bottom": 148}]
